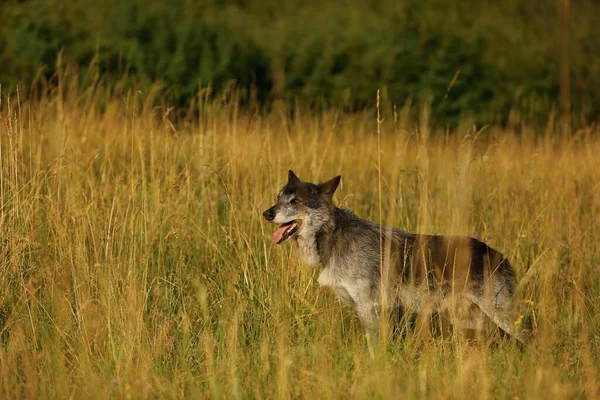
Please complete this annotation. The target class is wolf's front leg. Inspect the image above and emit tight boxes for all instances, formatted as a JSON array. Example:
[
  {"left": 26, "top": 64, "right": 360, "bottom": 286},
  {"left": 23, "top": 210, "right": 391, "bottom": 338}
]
[{"left": 357, "top": 303, "right": 380, "bottom": 360}]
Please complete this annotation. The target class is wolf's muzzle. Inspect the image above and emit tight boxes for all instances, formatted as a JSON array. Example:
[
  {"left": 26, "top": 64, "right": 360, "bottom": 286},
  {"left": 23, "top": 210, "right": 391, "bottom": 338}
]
[{"left": 263, "top": 207, "right": 275, "bottom": 221}]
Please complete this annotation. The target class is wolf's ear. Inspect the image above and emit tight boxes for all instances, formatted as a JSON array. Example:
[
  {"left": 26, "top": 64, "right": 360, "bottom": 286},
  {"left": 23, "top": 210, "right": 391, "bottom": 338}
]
[
  {"left": 318, "top": 175, "right": 341, "bottom": 198},
  {"left": 288, "top": 170, "right": 300, "bottom": 184}
]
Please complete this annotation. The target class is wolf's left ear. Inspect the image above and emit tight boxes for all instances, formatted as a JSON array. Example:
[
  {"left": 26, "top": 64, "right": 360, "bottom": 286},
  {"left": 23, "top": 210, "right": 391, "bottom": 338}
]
[
  {"left": 288, "top": 170, "right": 300, "bottom": 184},
  {"left": 318, "top": 175, "right": 341, "bottom": 198}
]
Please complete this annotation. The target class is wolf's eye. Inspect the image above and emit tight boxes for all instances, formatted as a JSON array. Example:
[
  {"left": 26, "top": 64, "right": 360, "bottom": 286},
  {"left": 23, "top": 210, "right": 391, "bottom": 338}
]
[{"left": 290, "top": 198, "right": 297, "bottom": 205}]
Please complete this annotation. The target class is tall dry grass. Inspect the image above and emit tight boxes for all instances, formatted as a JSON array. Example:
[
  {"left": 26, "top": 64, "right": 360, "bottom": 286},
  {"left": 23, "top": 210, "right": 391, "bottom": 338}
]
[{"left": 0, "top": 82, "right": 599, "bottom": 398}]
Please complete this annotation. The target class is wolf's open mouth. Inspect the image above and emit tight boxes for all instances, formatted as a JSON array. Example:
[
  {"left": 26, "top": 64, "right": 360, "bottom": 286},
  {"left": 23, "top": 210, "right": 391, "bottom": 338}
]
[{"left": 272, "top": 220, "right": 301, "bottom": 244}]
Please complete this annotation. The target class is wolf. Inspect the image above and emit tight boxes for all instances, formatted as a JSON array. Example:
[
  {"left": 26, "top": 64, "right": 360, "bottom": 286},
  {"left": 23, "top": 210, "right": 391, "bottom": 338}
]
[{"left": 263, "top": 170, "right": 531, "bottom": 348}]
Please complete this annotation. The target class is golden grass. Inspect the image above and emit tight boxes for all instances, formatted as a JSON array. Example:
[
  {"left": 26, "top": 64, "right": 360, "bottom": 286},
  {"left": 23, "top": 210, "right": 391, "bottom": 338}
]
[{"left": 0, "top": 84, "right": 599, "bottom": 399}]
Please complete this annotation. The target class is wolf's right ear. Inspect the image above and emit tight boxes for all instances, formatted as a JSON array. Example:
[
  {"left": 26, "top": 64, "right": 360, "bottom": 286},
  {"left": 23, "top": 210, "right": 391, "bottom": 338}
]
[
  {"left": 288, "top": 170, "right": 300, "bottom": 184},
  {"left": 318, "top": 175, "right": 341, "bottom": 198}
]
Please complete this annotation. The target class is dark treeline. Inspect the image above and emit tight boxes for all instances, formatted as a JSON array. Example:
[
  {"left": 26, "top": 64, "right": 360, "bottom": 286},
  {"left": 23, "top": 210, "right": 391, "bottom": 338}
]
[{"left": 0, "top": 0, "right": 598, "bottom": 128}]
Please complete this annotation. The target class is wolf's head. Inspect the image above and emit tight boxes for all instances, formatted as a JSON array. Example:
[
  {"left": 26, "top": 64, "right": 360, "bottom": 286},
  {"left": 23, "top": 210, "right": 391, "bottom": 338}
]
[{"left": 263, "top": 170, "right": 341, "bottom": 244}]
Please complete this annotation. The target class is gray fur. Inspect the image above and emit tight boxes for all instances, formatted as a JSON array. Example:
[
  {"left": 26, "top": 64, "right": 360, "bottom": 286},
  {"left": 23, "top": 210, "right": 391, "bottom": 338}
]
[{"left": 263, "top": 170, "right": 530, "bottom": 345}]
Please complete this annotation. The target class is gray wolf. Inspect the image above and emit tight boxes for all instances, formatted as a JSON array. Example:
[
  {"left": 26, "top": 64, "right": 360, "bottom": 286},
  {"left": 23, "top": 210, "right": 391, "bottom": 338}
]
[{"left": 263, "top": 170, "right": 531, "bottom": 349}]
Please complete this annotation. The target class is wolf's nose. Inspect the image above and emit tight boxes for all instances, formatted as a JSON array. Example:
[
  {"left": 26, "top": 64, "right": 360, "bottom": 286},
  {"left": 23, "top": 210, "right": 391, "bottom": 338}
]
[{"left": 263, "top": 208, "right": 275, "bottom": 221}]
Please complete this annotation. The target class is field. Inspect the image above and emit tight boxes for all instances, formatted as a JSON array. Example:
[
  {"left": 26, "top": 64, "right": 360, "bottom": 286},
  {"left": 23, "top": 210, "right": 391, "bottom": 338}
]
[{"left": 1, "top": 84, "right": 599, "bottom": 399}]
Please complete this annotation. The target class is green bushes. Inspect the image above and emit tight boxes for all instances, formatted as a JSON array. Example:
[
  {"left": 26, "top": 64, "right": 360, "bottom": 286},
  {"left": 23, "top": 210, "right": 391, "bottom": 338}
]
[{"left": 1, "top": 0, "right": 598, "bottom": 127}]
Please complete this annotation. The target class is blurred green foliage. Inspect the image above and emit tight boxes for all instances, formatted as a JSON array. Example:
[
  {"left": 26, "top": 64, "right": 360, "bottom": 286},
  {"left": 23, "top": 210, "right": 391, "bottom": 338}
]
[{"left": 0, "top": 0, "right": 598, "bottom": 127}]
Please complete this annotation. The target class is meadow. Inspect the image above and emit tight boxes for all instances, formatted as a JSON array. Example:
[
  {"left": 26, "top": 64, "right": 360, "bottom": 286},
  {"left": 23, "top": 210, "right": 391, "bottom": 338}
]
[{"left": 1, "top": 81, "right": 599, "bottom": 399}]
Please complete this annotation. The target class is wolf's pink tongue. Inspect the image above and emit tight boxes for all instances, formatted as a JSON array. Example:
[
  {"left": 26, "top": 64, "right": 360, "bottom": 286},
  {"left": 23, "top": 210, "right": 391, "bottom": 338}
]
[{"left": 272, "top": 225, "right": 292, "bottom": 244}]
